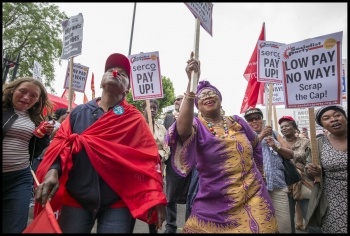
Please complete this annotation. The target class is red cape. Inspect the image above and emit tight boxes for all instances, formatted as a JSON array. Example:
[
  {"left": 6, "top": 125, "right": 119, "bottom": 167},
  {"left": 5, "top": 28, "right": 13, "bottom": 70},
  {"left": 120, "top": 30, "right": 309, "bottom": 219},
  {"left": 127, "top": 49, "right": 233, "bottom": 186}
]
[{"left": 34, "top": 100, "right": 166, "bottom": 224}]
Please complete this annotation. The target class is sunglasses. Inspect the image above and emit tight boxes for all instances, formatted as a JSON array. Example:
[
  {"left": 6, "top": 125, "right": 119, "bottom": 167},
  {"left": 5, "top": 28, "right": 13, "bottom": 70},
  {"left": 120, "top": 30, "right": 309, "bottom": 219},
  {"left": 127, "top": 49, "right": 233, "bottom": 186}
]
[
  {"left": 197, "top": 90, "right": 217, "bottom": 100},
  {"left": 174, "top": 98, "right": 183, "bottom": 102},
  {"left": 246, "top": 115, "right": 262, "bottom": 122}
]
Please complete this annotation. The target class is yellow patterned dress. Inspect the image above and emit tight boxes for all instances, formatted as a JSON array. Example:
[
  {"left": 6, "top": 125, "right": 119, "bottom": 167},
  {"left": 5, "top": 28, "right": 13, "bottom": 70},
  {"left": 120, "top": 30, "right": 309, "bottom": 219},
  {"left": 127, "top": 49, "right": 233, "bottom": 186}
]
[{"left": 166, "top": 115, "right": 278, "bottom": 233}]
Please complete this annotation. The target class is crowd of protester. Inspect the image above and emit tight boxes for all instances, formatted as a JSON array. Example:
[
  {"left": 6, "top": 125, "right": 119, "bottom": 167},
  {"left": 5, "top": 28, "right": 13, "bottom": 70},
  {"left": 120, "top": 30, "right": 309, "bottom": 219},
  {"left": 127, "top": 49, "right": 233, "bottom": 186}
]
[{"left": 2, "top": 52, "right": 347, "bottom": 234}]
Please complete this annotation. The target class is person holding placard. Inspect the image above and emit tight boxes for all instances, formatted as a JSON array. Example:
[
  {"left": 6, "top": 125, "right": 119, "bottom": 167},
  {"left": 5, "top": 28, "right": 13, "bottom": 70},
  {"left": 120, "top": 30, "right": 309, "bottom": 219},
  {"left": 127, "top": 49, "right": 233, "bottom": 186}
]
[
  {"left": 165, "top": 53, "right": 278, "bottom": 233},
  {"left": 305, "top": 105, "right": 347, "bottom": 234},
  {"left": 244, "top": 108, "right": 294, "bottom": 233}
]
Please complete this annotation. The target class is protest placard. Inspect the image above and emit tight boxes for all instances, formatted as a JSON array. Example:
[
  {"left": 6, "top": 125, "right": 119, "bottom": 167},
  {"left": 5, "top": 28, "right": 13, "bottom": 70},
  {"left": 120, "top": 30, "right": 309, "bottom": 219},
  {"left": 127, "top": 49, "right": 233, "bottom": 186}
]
[
  {"left": 257, "top": 40, "right": 284, "bottom": 83},
  {"left": 279, "top": 31, "right": 343, "bottom": 108},
  {"left": 63, "top": 62, "right": 89, "bottom": 93},
  {"left": 61, "top": 13, "right": 84, "bottom": 60},
  {"left": 128, "top": 51, "right": 163, "bottom": 100}
]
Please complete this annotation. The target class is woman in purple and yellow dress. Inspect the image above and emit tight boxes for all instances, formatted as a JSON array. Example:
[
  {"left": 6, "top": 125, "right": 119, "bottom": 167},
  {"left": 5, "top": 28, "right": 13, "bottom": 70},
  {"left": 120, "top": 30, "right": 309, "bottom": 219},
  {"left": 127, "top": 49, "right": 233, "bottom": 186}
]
[{"left": 164, "top": 53, "right": 278, "bottom": 233}]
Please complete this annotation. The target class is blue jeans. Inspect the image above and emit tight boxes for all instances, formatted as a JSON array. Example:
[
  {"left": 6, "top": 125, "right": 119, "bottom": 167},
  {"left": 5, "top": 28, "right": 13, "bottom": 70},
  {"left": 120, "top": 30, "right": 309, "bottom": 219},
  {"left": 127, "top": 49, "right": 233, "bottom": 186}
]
[
  {"left": 2, "top": 166, "right": 32, "bottom": 233},
  {"left": 59, "top": 205, "right": 132, "bottom": 233}
]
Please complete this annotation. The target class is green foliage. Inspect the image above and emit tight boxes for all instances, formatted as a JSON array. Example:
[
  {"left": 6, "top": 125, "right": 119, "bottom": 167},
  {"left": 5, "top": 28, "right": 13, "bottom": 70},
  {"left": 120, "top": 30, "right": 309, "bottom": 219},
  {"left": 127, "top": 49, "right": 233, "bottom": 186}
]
[
  {"left": 2, "top": 3, "right": 68, "bottom": 93},
  {"left": 126, "top": 76, "right": 175, "bottom": 117}
]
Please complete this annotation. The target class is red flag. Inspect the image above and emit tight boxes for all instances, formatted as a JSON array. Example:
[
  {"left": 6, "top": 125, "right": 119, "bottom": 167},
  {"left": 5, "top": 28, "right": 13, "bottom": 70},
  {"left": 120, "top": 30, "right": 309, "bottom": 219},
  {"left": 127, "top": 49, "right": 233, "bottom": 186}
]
[
  {"left": 240, "top": 23, "right": 266, "bottom": 114},
  {"left": 61, "top": 89, "right": 76, "bottom": 103},
  {"left": 83, "top": 93, "right": 89, "bottom": 104},
  {"left": 91, "top": 72, "right": 95, "bottom": 99},
  {"left": 23, "top": 202, "right": 62, "bottom": 233}
]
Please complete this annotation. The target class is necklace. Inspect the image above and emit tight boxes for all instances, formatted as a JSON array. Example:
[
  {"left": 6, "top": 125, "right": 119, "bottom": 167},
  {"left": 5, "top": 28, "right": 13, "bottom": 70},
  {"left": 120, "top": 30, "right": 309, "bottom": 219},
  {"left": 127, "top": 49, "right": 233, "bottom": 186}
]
[{"left": 205, "top": 116, "right": 229, "bottom": 139}]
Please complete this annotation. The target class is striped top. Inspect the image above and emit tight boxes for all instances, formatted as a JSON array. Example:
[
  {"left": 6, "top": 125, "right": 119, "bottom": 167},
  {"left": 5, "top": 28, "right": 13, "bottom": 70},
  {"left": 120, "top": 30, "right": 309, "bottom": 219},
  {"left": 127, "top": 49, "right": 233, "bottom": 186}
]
[{"left": 2, "top": 109, "right": 35, "bottom": 172}]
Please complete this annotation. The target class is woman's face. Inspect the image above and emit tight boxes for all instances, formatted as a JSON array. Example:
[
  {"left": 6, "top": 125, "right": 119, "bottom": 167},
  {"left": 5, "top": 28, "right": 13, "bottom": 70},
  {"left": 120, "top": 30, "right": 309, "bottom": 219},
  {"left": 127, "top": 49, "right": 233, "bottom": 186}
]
[
  {"left": 150, "top": 102, "right": 158, "bottom": 119},
  {"left": 245, "top": 114, "right": 263, "bottom": 132},
  {"left": 280, "top": 121, "right": 295, "bottom": 137},
  {"left": 197, "top": 88, "right": 221, "bottom": 114},
  {"left": 321, "top": 109, "right": 347, "bottom": 135},
  {"left": 12, "top": 82, "right": 40, "bottom": 111}
]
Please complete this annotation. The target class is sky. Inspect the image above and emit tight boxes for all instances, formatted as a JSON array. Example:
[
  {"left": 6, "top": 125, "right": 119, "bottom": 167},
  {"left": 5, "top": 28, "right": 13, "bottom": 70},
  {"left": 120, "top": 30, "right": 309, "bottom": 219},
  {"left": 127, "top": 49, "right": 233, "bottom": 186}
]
[{"left": 52, "top": 3, "right": 347, "bottom": 115}]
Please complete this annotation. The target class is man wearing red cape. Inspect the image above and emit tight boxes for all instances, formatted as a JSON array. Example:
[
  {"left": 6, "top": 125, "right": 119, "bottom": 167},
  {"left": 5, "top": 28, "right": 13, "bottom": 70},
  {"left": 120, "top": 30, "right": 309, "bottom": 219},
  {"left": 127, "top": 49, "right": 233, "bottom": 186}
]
[{"left": 33, "top": 53, "right": 166, "bottom": 233}]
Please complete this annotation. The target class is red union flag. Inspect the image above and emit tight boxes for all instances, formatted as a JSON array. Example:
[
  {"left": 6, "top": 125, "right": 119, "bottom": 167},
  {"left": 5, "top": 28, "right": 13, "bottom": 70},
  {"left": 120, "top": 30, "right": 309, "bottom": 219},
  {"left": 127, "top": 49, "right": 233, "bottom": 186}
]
[
  {"left": 240, "top": 23, "right": 265, "bottom": 114},
  {"left": 23, "top": 202, "right": 62, "bottom": 233},
  {"left": 83, "top": 93, "right": 89, "bottom": 104},
  {"left": 61, "top": 89, "right": 76, "bottom": 103}
]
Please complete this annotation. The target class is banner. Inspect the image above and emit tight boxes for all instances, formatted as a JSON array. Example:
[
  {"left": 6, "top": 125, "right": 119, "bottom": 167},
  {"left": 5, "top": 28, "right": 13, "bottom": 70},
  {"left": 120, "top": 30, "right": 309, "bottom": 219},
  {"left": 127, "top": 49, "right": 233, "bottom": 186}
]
[
  {"left": 240, "top": 23, "right": 265, "bottom": 114},
  {"left": 128, "top": 51, "right": 163, "bottom": 101},
  {"left": 61, "top": 13, "right": 84, "bottom": 60},
  {"left": 184, "top": 2, "right": 213, "bottom": 36},
  {"left": 33, "top": 60, "right": 43, "bottom": 82},
  {"left": 279, "top": 31, "right": 343, "bottom": 108},
  {"left": 63, "top": 62, "right": 89, "bottom": 93},
  {"left": 257, "top": 40, "right": 284, "bottom": 83}
]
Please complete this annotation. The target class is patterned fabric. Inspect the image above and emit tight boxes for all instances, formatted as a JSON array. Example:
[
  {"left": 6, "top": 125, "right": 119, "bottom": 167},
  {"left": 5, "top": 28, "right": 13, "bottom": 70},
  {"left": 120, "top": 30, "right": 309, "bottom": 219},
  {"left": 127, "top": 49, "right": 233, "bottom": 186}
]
[
  {"left": 289, "top": 137, "right": 309, "bottom": 168},
  {"left": 260, "top": 136, "right": 287, "bottom": 191},
  {"left": 166, "top": 115, "right": 278, "bottom": 233},
  {"left": 320, "top": 137, "right": 348, "bottom": 233}
]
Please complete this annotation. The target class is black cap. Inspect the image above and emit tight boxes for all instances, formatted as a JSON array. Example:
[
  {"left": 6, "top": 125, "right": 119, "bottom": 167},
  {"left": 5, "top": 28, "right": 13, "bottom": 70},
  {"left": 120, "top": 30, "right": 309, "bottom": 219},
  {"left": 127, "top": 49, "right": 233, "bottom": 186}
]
[{"left": 244, "top": 108, "right": 263, "bottom": 119}]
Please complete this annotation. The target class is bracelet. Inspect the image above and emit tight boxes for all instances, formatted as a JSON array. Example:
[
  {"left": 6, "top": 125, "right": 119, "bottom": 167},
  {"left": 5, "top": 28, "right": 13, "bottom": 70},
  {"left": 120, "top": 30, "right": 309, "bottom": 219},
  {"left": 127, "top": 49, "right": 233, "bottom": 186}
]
[
  {"left": 184, "top": 92, "right": 196, "bottom": 99},
  {"left": 274, "top": 144, "right": 281, "bottom": 151}
]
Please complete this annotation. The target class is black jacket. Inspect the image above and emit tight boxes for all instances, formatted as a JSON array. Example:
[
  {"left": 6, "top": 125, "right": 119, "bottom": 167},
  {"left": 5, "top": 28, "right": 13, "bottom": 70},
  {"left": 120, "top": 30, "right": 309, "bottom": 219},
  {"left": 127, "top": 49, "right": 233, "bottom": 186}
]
[
  {"left": 163, "top": 111, "right": 175, "bottom": 130},
  {"left": 2, "top": 108, "right": 50, "bottom": 164}
]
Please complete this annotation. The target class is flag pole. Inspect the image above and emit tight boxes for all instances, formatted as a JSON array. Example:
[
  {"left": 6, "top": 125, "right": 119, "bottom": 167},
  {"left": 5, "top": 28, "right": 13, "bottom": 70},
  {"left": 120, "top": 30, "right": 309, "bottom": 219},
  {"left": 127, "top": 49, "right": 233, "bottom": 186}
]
[{"left": 128, "top": 3, "right": 137, "bottom": 56}]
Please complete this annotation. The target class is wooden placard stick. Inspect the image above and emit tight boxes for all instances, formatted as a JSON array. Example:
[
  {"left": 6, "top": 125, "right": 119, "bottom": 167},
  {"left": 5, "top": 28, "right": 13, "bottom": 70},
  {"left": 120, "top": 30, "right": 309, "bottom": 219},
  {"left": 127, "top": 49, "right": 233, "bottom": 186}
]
[{"left": 308, "top": 107, "right": 320, "bottom": 183}]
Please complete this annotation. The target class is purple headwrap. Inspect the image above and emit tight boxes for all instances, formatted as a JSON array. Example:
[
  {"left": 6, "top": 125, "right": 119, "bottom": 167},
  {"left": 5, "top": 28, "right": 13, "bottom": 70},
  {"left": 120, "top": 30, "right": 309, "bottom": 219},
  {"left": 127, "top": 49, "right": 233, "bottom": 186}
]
[{"left": 195, "top": 80, "right": 222, "bottom": 109}]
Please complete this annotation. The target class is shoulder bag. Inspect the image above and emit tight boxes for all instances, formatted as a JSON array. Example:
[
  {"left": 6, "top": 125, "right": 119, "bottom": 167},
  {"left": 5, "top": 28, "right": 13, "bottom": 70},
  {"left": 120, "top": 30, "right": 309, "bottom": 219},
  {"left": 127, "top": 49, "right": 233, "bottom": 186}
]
[
  {"left": 282, "top": 158, "right": 302, "bottom": 186},
  {"left": 272, "top": 131, "right": 301, "bottom": 186}
]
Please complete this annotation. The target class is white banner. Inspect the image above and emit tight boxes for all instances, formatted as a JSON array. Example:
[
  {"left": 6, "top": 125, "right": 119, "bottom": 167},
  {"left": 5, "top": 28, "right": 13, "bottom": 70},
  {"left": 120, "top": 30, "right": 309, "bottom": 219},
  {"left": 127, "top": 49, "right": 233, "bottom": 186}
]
[
  {"left": 257, "top": 40, "right": 284, "bottom": 83},
  {"left": 33, "top": 60, "right": 42, "bottom": 82},
  {"left": 61, "top": 13, "right": 84, "bottom": 60},
  {"left": 63, "top": 62, "right": 89, "bottom": 93},
  {"left": 262, "top": 83, "right": 285, "bottom": 106},
  {"left": 128, "top": 51, "right": 163, "bottom": 101},
  {"left": 279, "top": 31, "right": 343, "bottom": 109}
]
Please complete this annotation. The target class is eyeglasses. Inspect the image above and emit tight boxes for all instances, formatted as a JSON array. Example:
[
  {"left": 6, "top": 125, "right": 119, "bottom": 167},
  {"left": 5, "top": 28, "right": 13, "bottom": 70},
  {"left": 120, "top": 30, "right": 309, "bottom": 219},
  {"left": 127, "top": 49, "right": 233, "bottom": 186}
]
[
  {"left": 174, "top": 98, "right": 183, "bottom": 102},
  {"left": 197, "top": 90, "right": 217, "bottom": 100},
  {"left": 246, "top": 115, "right": 262, "bottom": 122}
]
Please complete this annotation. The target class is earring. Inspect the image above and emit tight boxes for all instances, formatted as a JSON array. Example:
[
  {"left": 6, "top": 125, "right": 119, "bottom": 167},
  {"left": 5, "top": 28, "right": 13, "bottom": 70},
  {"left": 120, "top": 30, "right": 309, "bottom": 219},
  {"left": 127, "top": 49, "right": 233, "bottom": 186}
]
[{"left": 220, "top": 107, "right": 225, "bottom": 116}]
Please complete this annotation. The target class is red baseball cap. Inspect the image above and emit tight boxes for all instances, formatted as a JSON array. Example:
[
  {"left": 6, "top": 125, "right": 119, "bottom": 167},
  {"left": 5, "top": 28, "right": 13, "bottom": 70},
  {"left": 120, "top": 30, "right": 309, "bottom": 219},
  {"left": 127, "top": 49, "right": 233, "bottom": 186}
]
[
  {"left": 104, "top": 53, "right": 131, "bottom": 79},
  {"left": 278, "top": 115, "right": 295, "bottom": 125}
]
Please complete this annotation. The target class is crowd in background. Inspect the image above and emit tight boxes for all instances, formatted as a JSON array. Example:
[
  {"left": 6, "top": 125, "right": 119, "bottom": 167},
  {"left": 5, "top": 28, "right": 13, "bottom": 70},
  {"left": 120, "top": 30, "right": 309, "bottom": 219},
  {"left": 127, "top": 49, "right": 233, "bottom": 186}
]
[{"left": 2, "top": 53, "right": 347, "bottom": 233}]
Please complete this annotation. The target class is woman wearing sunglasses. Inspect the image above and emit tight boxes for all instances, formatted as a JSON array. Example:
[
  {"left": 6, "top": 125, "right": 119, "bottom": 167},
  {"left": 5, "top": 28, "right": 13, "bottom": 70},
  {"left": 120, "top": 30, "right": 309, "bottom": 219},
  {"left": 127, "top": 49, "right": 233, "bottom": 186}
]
[
  {"left": 244, "top": 108, "right": 294, "bottom": 233},
  {"left": 164, "top": 53, "right": 278, "bottom": 233}
]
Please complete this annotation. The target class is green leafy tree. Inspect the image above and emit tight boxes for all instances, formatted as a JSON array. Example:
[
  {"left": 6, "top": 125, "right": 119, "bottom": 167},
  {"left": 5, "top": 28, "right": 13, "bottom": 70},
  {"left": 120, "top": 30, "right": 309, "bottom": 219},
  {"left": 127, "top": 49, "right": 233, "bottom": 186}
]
[
  {"left": 2, "top": 3, "right": 68, "bottom": 93},
  {"left": 126, "top": 76, "right": 175, "bottom": 117}
]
